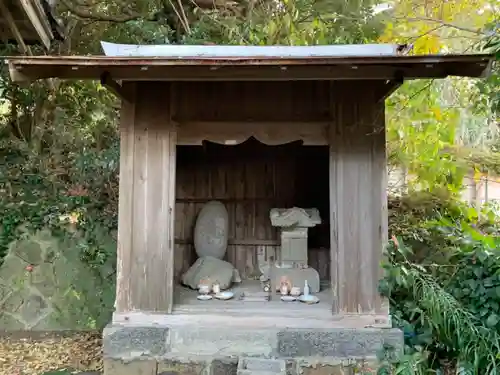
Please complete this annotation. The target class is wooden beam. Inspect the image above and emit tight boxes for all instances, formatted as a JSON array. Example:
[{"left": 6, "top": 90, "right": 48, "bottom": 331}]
[
  {"left": 8, "top": 56, "right": 57, "bottom": 91},
  {"left": 100, "top": 72, "right": 131, "bottom": 102},
  {"left": 0, "top": 0, "right": 30, "bottom": 54},
  {"left": 8, "top": 61, "right": 29, "bottom": 84},
  {"left": 17, "top": 0, "right": 52, "bottom": 50},
  {"left": 175, "top": 120, "right": 329, "bottom": 146},
  {"left": 377, "top": 73, "right": 405, "bottom": 101},
  {"left": 175, "top": 238, "right": 280, "bottom": 246},
  {"left": 9, "top": 62, "right": 483, "bottom": 83},
  {"left": 1, "top": 4, "right": 57, "bottom": 92},
  {"left": 175, "top": 197, "right": 291, "bottom": 203}
]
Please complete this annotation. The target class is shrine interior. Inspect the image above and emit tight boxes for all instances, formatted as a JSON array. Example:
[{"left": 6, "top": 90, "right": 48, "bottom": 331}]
[{"left": 173, "top": 138, "right": 332, "bottom": 315}]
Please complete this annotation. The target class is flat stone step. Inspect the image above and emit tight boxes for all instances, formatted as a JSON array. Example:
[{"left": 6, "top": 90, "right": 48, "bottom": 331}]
[{"left": 237, "top": 357, "right": 286, "bottom": 375}]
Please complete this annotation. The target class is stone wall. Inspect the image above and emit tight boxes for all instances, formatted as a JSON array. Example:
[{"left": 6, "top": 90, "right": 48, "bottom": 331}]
[
  {"left": 0, "top": 230, "right": 60, "bottom": 330},
  {"left": 0, "top": 229, "right": 115, "bottom": 330}
]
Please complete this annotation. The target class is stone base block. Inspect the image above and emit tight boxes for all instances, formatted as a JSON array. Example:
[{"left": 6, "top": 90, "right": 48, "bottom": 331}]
[
  {"left": 102, "top": 320, "right": 402, "bottom": 375},
  {"left": 103, "top": 358, "right": 381, "bottom": 375},
  {"left": 277, "top": 328, "right": 402, "bottom": 358},
  {"left": 157, "top": 358, "right": 209, "bottom": 375},
  {"left": 104, "top": 358, "right": 157, "bottom": 375},
  {"left": 237, "top": 357, "right": 286, "bottom": 375},
  {"left": 103, "top": 325, "right": 169, "bottom": 359}
]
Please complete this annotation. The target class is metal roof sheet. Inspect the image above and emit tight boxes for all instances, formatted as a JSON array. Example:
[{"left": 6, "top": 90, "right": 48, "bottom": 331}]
[{"left": 100, "top": 41, "right": 400, "bottom": 58}]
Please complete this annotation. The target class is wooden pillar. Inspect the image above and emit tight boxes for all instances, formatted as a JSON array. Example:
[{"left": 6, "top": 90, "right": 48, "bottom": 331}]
[
  {"left": 329, "top": 81, "right": 388, "bottom": 315},
  {"left": 115, "top": 82, "right": 177, "bottom": 314}
]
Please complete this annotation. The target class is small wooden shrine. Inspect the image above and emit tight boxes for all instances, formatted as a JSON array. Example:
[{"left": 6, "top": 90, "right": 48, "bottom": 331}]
[{"left": 6, "top": 45, "right": 494, "bottom": 375}]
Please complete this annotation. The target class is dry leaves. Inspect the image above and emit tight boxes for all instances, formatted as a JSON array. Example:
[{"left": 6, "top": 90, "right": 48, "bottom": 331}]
[{"left": 0, "top": 332, "right": 102, "bottom": 375}]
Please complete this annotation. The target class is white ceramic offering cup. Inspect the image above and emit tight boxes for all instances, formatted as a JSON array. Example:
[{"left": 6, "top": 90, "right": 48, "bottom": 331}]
[{"left": 290, "top": 287, "right": 301, "bottom": 297}]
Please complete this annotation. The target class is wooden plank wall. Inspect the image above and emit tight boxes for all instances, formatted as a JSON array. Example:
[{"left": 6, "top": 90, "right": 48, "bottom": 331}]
[
  {"left": 329, "top": 81, "right": 387, "bottom": 314},
  {"left": 173, "top": 81, "right": 331, "bottom": 122},
  {"left": 174, "top": 139, "right": 331, "bottom": 282},
  {"left": 115, "top": 82, "right": 176, "bottom": 314}
]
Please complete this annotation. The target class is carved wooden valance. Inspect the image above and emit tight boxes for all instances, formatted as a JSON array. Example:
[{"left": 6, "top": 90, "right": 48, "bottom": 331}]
[{"left": 175, "top": 121, "right": 329, "bottom": 146}]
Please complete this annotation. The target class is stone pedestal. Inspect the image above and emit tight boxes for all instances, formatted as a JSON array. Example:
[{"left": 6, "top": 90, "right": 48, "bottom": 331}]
[
  {"left": 267, "top": 207, "right": 322, "bottom": 292},
  {"left": 103, "top": 316, "right": 403, "bottom": 375},
  {"left": 280, "top": 227, "right": 308, "bottom": 268}
]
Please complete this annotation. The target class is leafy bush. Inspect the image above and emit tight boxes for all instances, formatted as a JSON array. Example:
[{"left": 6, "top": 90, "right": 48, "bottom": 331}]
[{"left": 382, "top": 195, "right": 500, "bottom": 374}]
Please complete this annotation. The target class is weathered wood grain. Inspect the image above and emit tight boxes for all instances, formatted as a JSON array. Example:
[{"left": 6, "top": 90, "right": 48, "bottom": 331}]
[
  {"left": 115, "top": 82, "right": 176, "bottom": 314},
  {"left": 329, "top": 81, "right": 388, "bottom": 314}
]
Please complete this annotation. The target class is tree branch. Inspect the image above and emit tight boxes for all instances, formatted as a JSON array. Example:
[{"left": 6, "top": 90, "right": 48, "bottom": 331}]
[
  {"left": 59, "top": 0, "right": 149, "bottom": 22},
  {"left": 393, "top": 16, "right": 495, "bottom": 36}
]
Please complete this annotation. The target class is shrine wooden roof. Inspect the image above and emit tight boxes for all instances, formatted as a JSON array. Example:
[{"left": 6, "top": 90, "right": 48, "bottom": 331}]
[{"left": 6, "top": 52, "right": 494, "bottom": 83}]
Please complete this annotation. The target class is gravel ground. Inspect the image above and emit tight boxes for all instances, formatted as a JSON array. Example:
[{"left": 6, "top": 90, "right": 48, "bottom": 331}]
[{"left": 0, "top": 331, "right": 102, "bottom": 375}]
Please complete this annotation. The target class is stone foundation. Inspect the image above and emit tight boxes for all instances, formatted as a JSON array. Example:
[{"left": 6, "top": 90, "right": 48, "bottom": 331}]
[
  {"left": 104, "top": 357, "right": 383, "bottom": 375},
  {"left": 103, "top": 315, "right": 402, "bottom": 375}
]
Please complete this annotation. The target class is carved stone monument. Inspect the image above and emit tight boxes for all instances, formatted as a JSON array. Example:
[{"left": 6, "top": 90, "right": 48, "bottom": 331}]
[
  {"left": 194, "top": 200, "right": 229, "bottom": 259},
  {"left": 182, "top": 201, "right": 241, "bottom": 290},
  {"left": 264, "top": 207, "right": 322, "bottom": 293}
]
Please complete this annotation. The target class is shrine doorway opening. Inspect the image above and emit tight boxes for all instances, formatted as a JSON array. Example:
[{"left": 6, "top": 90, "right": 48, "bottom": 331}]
[{"left": 173, "top": 138, "right": 332, "bottom": 317}]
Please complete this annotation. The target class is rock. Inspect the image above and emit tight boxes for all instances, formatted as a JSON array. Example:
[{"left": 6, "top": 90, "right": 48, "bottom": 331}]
[
  {"left": 11, "top": 229, "right": 58, "bottom": 265},
  {"left": 19, "top": 293, "right": 52, "bottom": 328},
  {"left": 0, "top": 253, "right": 29, "bottom": 281},
  {"left": 261, "top": 266, "right": 321, "bottom": 293},
  {"left": 181, "top": 256, "right": 241, "bottom": 290},
  {"left": 194, "top": 201, "right": 229, "bottom": 259},
  {"left": 269, "top": 207, "right": 321, "bottom": 228},
  {"left": 0, "top": 229, "right": 113, "bottom": 331},
  {"left": 0, "top": 313, "right": 24, "bottom": 330},
  {"left": 12, "top": 240, "right": 44, "bottom": 265}
]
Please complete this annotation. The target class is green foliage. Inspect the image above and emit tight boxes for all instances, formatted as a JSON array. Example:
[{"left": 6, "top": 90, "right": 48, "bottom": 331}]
[
  {"left": 387, "top": 79, "right": 467, "bottom": 193},
  {"left": 477, "top": 21, "right": 500, "bottom": 117},
  {"left": 185, "top": 0, "right": 384, "bottom": 45},
  {"left": 382, "top": 195, "right": 500, "bottom": 373},
  {"left": 383, "top": 0, "right": 499, "bottom": 194},
  {"left": 0, "top": 136, "right": 119, "bottom": 259},
  {"left": 51, "top": 230, "right": 116, "bottom": 329},
  {"left": 0, "top": 124, "right": 119, "bottom": 329}
]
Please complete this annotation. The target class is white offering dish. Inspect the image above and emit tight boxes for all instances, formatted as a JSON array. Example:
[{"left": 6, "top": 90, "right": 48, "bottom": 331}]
[
  {"left": 298, "top": 295, "right": 319, "bottom": 304},
  {"left": 214, "top": 291, "right": 234, "bottom": 300},
  {"left": 197, "top": 295, "right": 213, "bottom": 301},
  {"left": 281, "top": 296, "right": 297, "bottom": 302}
]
